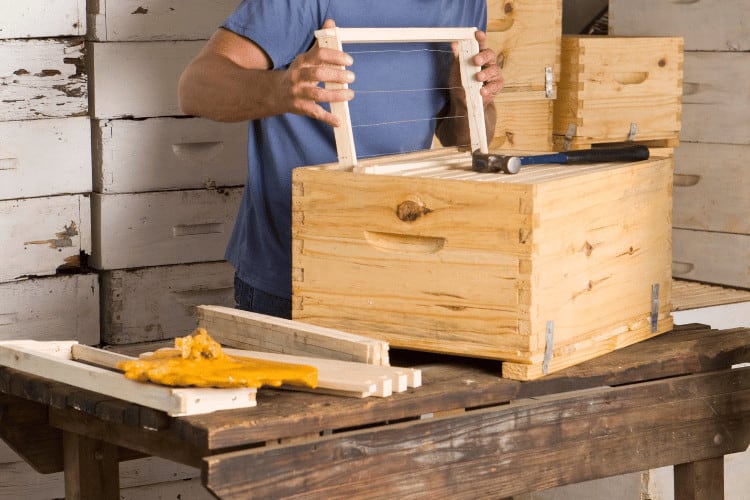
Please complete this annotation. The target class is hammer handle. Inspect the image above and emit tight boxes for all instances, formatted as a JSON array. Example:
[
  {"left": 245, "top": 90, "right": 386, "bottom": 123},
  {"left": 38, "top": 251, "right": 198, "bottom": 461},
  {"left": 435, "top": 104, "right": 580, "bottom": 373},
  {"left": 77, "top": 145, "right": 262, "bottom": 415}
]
[{"left": 557, "top": 145, "right": 650, "bottom": 165}]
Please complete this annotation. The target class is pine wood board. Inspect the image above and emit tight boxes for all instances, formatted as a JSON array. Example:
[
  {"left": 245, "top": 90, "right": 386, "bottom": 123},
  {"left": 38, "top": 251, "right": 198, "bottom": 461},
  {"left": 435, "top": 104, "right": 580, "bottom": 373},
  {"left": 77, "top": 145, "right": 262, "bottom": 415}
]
[
  {"left": 486, "top": 0, "right": 562, "bottom": 93},
  {"left": 491, "top": 97, "right": 553, "bottom": 152},
  {"left": 553, "top": 36, "right": 683, "bottom": 148},
  {"left": 197, "top": 305, "right": 389, "bottom": 366},
  {"left": 0, "top": 341, "right": 257, "bottom": 417}
]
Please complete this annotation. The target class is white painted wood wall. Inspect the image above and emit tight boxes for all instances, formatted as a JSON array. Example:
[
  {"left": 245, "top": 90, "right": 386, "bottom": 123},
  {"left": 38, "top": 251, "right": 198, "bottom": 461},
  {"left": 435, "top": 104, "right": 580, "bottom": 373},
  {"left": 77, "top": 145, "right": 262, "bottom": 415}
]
[
  {"left": 1, "top": 1, "right": 241, "bottom": 497},
  {"left": 611, "top": 0, "right": 750, "bottom": 289}
]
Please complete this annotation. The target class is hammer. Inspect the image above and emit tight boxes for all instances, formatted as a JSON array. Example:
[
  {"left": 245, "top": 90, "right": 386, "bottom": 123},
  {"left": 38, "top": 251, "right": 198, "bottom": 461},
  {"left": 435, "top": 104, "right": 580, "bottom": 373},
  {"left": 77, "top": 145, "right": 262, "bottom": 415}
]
[{"left": 471, "top": 145, "right": 650, "bottom": 175}]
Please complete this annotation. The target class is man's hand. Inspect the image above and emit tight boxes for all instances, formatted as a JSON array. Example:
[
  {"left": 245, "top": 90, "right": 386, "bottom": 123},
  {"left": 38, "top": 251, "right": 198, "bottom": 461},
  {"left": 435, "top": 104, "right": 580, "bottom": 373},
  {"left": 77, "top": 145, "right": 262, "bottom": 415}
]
[
  {"left": 436, "top": 29, "right": 503, "bottom": 147},
  {"left": 178, "top": 19, "right": 354, "bottom": 125},
  {"left": 473, "top": 30, "right": 504, "bottom": 105},
  {"left": 281, "top": 19, "right": 355, "bottom": 127}
]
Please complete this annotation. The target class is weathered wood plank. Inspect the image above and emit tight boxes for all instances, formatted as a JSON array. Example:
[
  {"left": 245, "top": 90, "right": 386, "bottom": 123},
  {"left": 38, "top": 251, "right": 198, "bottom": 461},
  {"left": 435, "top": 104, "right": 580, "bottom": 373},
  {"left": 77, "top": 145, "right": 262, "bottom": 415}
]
[
  {"left": 204, "top": 368, "right": 750, "bottom": 499},
  {"left": 0, "top": 117, "right": 91, "bottom": 201},
  {"left": 674, "top": 458, "right": 724, "bottom": 500},
  {"left": 93, "top": 117, "right": 247, "bottom": 193},
  {"left": 609, "top": 0, "right": 750, "bottom": 51},
  {"left": 0, "top": 39, "right": 87, "bottom": 121},
  {"left": 0, "top": 0, "right": 86, "bottom": 39},
  {"left": 673, "top": 229, "right": 750, "bottom": 289},
  {"left": 0, "top": 274, "right": 99, "bottom": 345},
  {"left": 0, "top": 195, "right": 91, "bottom": 282},
  {"left": 671, "top": 279, "right": 750, "bottom": 311},
  {"left": 0, "top": 456, "right": 205, "bottom": 499},
  {"left": 50, "top": 407, "right": 204, "bottom": 468},
  {"left": 101, "top": 263, "right": 235, "bottom": 344},
  {"left": 673, "top": 142, "right": 750, "bottom": 235},
  {"left": 88, "top": 0, "right": 236, "bottom": 41},
  {"left": 91, "top": 189, "right": 242, "bottom": 270},
  {"left": 4, "top": 327, "right": 746, "bottom": 460},
  {"left": 682, "top": 52, "right": 750, "bottom": 146},
  {"left": 89, "top": 41, "right": 201, "bottom": 119},
  {"left": 0, "top": 393, "right": 63, "bottom": 474}
]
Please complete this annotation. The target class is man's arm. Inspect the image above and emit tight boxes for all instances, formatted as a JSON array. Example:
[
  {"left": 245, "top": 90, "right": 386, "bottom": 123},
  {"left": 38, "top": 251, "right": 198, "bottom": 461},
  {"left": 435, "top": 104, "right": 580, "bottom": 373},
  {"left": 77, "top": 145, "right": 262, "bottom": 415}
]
[
  {"left": 435, "top": 30, "right": 503, "bottom": 148},
  {"left": 178, "top": 20, "right": 354, "bottom": 127}
]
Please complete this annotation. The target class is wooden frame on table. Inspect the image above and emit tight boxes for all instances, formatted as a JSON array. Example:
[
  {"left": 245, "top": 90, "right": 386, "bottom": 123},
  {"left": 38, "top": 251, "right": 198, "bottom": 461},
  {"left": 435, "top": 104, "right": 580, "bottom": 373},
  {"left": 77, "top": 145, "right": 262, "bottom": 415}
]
[{"left": 314, "top": 27, "right": 488, "bottom": 168}]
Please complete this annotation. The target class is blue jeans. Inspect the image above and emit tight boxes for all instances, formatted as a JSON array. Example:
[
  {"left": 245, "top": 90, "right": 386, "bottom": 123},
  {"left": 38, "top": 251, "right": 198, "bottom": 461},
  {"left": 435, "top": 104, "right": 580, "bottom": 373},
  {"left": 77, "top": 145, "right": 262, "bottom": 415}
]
[{"left": 234, "top": 275, "right": 292, "bottom": 319}]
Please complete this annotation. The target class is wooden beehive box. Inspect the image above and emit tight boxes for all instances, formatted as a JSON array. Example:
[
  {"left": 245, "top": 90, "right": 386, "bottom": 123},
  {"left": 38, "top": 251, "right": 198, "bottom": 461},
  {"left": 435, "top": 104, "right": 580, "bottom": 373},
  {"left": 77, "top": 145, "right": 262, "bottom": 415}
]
[
  {"left": 553, "top": 36, "right": 684, "bottom": 151},
  {"left": 292, "top": 148, "right": 674, "bottom": 380},
  {"left": 485, "top": 0, "right": 561, "bottom": 151}
]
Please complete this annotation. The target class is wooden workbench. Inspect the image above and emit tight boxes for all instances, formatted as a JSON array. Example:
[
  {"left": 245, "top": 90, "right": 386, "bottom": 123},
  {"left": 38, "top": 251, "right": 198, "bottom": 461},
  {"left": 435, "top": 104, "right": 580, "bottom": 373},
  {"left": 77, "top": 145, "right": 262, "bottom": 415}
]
[{"left": 0, "top": 324, "right": 748, "bottom": 499}]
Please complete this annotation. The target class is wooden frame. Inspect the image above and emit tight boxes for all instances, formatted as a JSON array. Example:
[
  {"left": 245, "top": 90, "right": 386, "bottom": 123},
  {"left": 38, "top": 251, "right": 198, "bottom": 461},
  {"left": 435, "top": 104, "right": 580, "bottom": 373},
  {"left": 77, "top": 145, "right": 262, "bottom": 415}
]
[
  {"left": 314, "top": 27, "right": 488, "bottom": 168},
  {"left": 0, "top": 341, "right": 257, "bottom": 416}
]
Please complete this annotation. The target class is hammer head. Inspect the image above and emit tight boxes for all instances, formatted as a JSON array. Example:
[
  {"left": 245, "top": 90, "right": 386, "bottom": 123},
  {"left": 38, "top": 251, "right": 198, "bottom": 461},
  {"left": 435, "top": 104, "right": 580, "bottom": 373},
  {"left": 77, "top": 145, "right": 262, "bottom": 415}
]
[{"left": 471, "top": 151, "right": 522, "bottom": 175}]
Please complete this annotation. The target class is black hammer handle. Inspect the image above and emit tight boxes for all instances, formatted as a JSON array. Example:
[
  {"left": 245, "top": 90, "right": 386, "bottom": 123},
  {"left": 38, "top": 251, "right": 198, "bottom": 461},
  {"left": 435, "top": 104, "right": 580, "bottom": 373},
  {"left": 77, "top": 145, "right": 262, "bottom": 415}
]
[{"left": 562, "top": 145, "right": 650, "bottom": 164}]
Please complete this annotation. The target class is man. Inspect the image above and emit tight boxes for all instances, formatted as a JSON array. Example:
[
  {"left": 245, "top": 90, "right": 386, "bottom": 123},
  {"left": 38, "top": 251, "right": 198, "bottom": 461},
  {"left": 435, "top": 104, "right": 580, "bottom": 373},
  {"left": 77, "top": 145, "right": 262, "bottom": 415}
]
[{"left": 178, "top": 1, "right": 503, "bottom": 318}]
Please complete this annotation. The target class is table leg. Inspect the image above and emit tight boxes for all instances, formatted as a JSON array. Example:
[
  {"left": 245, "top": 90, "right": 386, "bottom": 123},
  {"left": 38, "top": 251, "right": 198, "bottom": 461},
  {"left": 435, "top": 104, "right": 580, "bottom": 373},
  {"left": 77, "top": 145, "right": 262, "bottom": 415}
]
[
  {"left": 674, "top": 457, "right": 724, "bottom": 500},
  {"left": 63, "top": 430, "right": 120, "bottom": 500}
]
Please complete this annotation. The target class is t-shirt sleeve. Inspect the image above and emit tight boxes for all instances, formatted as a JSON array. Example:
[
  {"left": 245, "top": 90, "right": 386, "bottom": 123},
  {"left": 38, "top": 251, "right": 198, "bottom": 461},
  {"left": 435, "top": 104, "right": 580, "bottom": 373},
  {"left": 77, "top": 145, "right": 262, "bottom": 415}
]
[{"left": 221, "top": 0, "right": 330, "bottom": 69}]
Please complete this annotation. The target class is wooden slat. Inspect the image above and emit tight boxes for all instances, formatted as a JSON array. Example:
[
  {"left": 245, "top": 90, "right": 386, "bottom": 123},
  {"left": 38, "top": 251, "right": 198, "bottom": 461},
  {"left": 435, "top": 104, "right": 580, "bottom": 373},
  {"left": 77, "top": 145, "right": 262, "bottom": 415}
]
[
  {"left": 671, "top": 279, "right": 750, "bottom": 311},
  {"left": 197, "top": 304, "right": 389, "bottom": 365},
  {"left": 0, "top": 341, "right": 256, "bottom": 416}
]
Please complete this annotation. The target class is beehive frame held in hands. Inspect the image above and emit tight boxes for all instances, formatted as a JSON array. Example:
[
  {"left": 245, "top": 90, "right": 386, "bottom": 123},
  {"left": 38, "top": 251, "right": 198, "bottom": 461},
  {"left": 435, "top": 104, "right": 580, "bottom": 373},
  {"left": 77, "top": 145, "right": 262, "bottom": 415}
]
[{"left": 314, "top": 27, "right": 488, "bottom": 168}]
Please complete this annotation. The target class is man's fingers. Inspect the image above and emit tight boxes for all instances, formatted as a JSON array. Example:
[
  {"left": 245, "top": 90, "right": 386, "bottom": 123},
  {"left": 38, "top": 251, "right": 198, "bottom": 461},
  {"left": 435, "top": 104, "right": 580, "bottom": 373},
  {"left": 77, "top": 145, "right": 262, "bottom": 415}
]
[
  {"left": 306, "top": 103, "right": 340, "bottom": 128},
  {"left": 298, "top": 84, "right": 354, "bottom": 104},
  {"left": 477, "top": 62, "right": 502, "bottom": 84},
  {"left": 298, "top": 46, "right": 353, "bottom": 68}
]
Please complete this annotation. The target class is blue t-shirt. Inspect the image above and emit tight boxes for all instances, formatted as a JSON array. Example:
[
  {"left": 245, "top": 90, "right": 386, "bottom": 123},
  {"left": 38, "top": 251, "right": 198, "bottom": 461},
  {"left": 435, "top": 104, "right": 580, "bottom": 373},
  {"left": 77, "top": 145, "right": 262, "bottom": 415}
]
[{"left": 223, "top": 0, "right": 487, "bottom": 298}]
